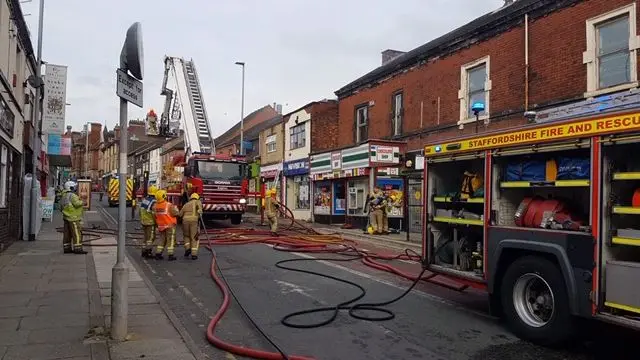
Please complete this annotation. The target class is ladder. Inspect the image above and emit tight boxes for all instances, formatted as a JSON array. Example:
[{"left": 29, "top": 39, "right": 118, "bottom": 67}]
[{"left": 183, "top": 60, "right": 214, "bottom": 153}]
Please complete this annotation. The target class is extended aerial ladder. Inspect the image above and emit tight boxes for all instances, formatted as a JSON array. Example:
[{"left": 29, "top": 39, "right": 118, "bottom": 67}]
[{"left": 160, "top": 56, "right": 215, "bottom": 156}]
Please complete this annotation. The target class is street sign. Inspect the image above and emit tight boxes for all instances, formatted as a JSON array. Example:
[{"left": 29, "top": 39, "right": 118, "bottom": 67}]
[{"left": 116, "top": 68, "right": 143, "bottom": 108}]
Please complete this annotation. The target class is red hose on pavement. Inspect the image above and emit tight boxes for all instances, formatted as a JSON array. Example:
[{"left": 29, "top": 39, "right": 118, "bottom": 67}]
[{"left": 200, "top": 203, "right": 432, "bottom": 360}]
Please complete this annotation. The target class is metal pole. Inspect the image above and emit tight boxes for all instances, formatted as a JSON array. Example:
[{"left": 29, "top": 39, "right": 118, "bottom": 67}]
[
  {"left": 111, "top": 97, "right": 129, "bottom": 341},
  {"left": 85, "top": 123, "right": 89, "bottom": 178},
  {"left": 236, "top": 62, "right": 245, "bottom": 155},
  {"left": 29, "top": 0, "right": 45, "bottom": 241}
]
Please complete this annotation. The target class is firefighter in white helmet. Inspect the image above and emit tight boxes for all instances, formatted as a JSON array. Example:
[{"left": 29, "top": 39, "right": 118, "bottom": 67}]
[{"left": 59, "top": 181, "right": 86, "bottom": 254}]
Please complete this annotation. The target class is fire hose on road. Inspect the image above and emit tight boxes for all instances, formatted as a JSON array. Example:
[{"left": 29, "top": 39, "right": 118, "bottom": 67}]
[{"left": 59, "top": 203, "right": 433, "bottom": 360}]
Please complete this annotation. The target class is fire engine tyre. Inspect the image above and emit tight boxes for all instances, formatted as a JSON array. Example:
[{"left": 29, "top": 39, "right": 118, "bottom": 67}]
[
  {"left": 500, "top": 256, "right": 573, "bottom": 346},
  {"left": 230, "top": 215, "right": 242, "bottom": 225}
]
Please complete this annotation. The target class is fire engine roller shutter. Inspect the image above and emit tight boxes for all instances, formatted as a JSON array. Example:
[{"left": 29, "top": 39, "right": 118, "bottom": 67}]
[
  {"left": 601, "top": 132, "right": 640, "bottom": 146},
  {"left": 491, "top": 139, "right": 591, "bottom": 158},
  {"left": 427, "top": 151, "right": 485, "bottom": 164}
]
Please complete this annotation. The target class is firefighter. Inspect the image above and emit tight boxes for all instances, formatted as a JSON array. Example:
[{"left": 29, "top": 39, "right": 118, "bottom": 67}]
[
  {"left": 368, "top": 187, "right": 386, "bottom": 235},
  {"left": 180, "top": 193, "right": 203, "bottom": 260},
  {"left": 139, "top": 185, "right": 158, "bottom": 258},
  {"left": 153, "top": 189, "right": 180, "bottom": 261},
  {"left": 263, "top": 188, "right": 279, "bottom": 236},
  {"left": 59, "top": 181, "right": 87, "bottom": 254}
]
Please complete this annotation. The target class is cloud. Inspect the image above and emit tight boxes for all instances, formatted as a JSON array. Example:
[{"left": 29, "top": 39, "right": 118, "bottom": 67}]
[{"left": 22, "top": 0, "right": 506, "bottom": 136}]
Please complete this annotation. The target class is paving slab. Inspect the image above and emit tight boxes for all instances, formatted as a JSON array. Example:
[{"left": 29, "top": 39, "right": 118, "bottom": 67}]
[
  {"left": 109, "top": 339, "right": 193, "bottom": 359},
  {"left": 0, "top": 294, "right": 32, "bottom": 308},
  {"left": 0, "top": 318, "right": 19, "bottom": 331},
  {"left": 3, "top": 342, "right": 92, "bottom": 360},
  {"left": 27, "top": 326, "right": 91, "bottom": 344},
  {"left": 0, "top": 305, "right": 38, "bottom": 318},
  {"left": 19, "top": 313, "right": 90, "bottom": 330},
  {"left": 0, "top": 329, "right": 29, "bottom": 346}
]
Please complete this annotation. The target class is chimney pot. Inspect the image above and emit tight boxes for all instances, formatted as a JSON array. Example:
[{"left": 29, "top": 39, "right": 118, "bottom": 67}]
[{"left": 381, "top": 49, "right": 406, "bottom": 65}]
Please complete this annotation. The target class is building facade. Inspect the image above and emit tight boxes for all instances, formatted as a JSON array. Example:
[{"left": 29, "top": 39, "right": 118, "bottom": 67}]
[
  {"left": 215, "top": 105, "right": 279, "bottom": 155},
  {"left": 258, "top": 119, "right": 284, "bottom": 202},
  {"left": 282, "top": 100, "right": 338, "bottom": 221}
]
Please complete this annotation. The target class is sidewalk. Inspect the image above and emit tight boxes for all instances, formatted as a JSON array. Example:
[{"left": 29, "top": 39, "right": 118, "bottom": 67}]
[
  {"left": 0, "top": 212, "right": 109, "bottom": 360},
  {"left": 0, "top": 209, "right": 200, "bottom": 360}
]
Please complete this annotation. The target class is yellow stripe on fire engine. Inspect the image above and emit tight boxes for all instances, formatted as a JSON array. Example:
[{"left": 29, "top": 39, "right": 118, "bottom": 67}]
[
  {"left": 126, "top": 179, "right": 133, "bottom": 199},
  {"left": 109, "top": 180, "right": 118, "bottom": 198},
  {"left": 424, "top": 112, "right": 640, "bottom": 157}
]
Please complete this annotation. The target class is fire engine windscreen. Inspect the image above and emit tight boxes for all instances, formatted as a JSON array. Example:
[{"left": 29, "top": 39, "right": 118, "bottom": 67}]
[{"left": 195, "top": 161, "right": 245, "bottom": 181}]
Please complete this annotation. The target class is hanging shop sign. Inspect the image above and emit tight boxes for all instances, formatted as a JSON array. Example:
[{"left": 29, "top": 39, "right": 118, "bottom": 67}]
[
  {"left": 42, "top": 64, "right": 68, "bottom": 135},
  {"left": 370, "top": 145, "right": 400, "bottom": 164},
  {"left": 283, "top": 158, "right": 309, "bottom": 176},
  {"left": 260, "top": 163, "right": 282, "bottom": 179}
]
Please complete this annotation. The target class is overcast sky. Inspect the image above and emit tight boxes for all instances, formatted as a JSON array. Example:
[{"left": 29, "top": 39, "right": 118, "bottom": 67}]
[{"left": 23, "top": 0, "right": 505, "bottom": 137}]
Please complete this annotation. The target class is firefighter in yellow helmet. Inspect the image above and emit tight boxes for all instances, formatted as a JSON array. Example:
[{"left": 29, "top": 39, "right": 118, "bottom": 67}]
[
  {"left": 180, "top": 192, "right": 203, "bottom": 260},
  {"left": 263, "top": 188, "right": 279, "bottom": 236},
  {"left": 153, "top": 189, "right": 180, "bottom": 260},
  {"left": 139, "top": 185, "right": 158, "bottom": 258}
]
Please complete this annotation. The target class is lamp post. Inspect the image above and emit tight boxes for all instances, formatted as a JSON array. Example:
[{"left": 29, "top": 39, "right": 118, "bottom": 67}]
[
  {"left": 235, "top": 61, "right": 245, "bottom": 155},
  {"left": 84, "top": 121, "right": 89, "bottom": 179},
  {"left": 28, "top": 0, "right": 45, "bottom": 241}
]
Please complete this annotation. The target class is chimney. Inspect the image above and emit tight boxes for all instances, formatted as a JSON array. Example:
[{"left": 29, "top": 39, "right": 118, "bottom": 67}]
[
  {"left": 276, "top": 104, "right": 283, "bottom": 115},
  {"left": 381, "top": 49, "right": 406, "bottom": 65},
  {"left": 504, "top": 0, "right": 514, "bottom": 5}
]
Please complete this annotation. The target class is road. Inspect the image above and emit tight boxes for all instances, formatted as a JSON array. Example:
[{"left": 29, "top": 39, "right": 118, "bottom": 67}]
[{"left": 96, "top": 198, "right": 635, "bottom": 360}]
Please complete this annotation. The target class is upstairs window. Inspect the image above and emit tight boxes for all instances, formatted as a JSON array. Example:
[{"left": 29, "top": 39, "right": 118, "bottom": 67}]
[
  {"left": 391, "top": 92, "right": 403, "bottom": 136},
  {"left": 355, "top": 105, "right": 368, "bottom": 143},
  {"left": 290, "top": 123, "right": 306, "bottom": 150},
  {"left": 584, "top": 3, "right": 639, "bottom": 96},
  {"left": 458, "top": 56, "right": 491, "bottom": 124},
  {"left": 266, "top": 134, "right": 277, "bottom": 153}
]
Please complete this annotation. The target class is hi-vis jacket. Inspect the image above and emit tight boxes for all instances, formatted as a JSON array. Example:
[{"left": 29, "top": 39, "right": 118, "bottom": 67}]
[
  {"left": 154, "top": 201, "right": 179, "bottom": 231},
  {"left": 139, "top": 196, "right": 156, "bottom": 226},
  {"left": 179, "top": 199, "right": 203, "bottom": 222},
  {"left": 60, "top": 190, "right": 84, "bottom": 222}
]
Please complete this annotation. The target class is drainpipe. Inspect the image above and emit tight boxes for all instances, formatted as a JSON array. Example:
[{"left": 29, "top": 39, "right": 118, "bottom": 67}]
[{"left": 524, "top": 13, "right": 530, "bottom": 111}]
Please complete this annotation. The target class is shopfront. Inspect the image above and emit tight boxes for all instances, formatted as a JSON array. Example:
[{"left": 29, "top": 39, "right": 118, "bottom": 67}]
[
  {"left": 283, "top": 158, "right": 310, "bottom": 221},
  {"left": 310, "top": 140, "right": 406, "bottom": 229},
  {"left": 260, "top": 162, "right": 283, "bottom": 203}
]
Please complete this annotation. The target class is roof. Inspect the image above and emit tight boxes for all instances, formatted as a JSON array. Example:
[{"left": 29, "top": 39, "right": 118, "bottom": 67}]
[
  {"left": 217, "top": 115, "right": 283, "bottom": 148},
  {"left": 334, "top": 0, "right": 580, "bottom": 98},
  {"left": 281, "top": 99, "right": 338, "bottom": 121},
  {"left": 7, "top": 0, "right": 36, "bottom": 69},
  {"left": 214, "top": 105, "right": 274, "bottom": 144}
]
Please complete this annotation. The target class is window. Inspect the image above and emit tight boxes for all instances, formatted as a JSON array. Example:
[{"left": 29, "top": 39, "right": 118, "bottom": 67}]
[
  {"left": 391, "top": 92, "right": 403, "bottom": 136},
  {"left": 355, "top": 105, "right": 368, "bottom": 142},
  {"left": 290, "top": 124, "right": 306, "bottom": 149},
  {"left": 458, "top": 56, "right": 491, "bottom": 124},
  {"left": 266, "top": 134, "right": 277, "bottom": 153},
  {"left": 584, "top": 3, "right": 639, "bottom": 96},
  {"left": 0, "top": 145, "right": 7, "bottom": 207},
  {"left": 293, "top": 175, "right": 310, "bottom": 209}
]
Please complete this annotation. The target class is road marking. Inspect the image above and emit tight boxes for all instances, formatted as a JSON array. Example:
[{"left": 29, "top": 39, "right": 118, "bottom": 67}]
[
  {"left": 99, "top": 207, "right": 117, "bottom": 225},
  {"left": 274, "top": 280, "right": 315, "bottom": 300},
  {"left": 260, "top": 245, "right": 494, "bottom": 320}
]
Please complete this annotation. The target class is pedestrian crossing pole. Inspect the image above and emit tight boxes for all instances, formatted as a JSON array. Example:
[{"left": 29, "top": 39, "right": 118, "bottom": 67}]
[{"left": 112, "top": 22, "right": 144, "bottom": 341}]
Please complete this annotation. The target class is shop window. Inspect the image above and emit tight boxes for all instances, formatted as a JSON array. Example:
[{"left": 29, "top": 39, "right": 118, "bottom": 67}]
[
  {"left": 458, "top": 56, "right": 491, "bottom": 125},
  {"left": 0, "top": 145, "right": 7, "bottom": 207},
  {"left": 293, "top": 175, "right": 310, "bottom": 209},
  {"left": 313, "top": 181, "right": 332, "bottom": 215},
  {"left": 375, "top": 177, "right": 404, "bottom": 217},
  {"left": 391, "top": 92, "right": 403, "bottom": 136},
  {"left": 266, "top": 134, "right": 277, "bottom": 153},
  {"left": 355, "top": 105, "right": 368, "bottom": 143},
  {"left": 290, "top": 124, "right": 306, "bottom": 150},
  {"left": 584, "top": 3, "right": 639, "bottom": 96},
  {"left": 347, "top": 179, "right": 368, "bottom": 216},
  {"left": 333, "top": 181, "right": 346, "bottom": 215}
]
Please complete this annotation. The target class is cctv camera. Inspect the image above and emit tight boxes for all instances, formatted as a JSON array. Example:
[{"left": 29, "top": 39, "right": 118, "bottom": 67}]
[{"left": 524, "top": 111, "right": 537, "bottom": 122}]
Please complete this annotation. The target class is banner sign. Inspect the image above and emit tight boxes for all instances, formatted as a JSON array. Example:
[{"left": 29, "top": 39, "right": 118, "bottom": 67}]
[
  {"left": 42, "top": 64, "right": 68, "bottom": 134},
  {"left": 77, "top": 179, "right": 91, "bottom": 210},
  {"left": 47, "top": 134, "right": 72, "bottom": 155},
  {"left": 41, "top": 199, "right": 54, "bottom": 221},
  {"left": 425, "top": 112, "right": 640, "bottom": 156}
]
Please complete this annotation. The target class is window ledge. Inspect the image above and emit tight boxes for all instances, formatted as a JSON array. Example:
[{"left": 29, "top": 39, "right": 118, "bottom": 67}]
[
  {"left": 584, "top": 82, "right": 639, "bottom": 98},
  {"left": 457, "top": 114, "right": 490, "bottom": 125}
]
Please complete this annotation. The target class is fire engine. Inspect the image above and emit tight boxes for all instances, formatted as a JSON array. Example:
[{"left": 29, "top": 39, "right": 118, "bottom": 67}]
[
  {"left": 422, "top": 110, "right": 640, "bottom": 345},
  {"left": 154, "top": 56, "right": 248, "bottom": 224}
]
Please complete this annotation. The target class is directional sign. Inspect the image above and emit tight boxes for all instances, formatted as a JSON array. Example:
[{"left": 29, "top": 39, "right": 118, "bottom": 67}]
[{"left": 116, "top": 68, "right": 143, "bottom": 108}]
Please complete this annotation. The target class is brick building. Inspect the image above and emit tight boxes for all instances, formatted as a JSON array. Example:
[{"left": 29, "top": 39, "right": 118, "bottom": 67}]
[
  {"left": 215, "top": 104, "right": 279, "bottom": 155},
  {"left": 258, "top": 117, "right": 284, "bottom": 201},
  {"left": 311, "top": 0, "right": 640, "bottom": 230}
]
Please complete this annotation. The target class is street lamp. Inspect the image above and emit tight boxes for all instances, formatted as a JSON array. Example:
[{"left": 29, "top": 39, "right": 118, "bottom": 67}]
[
  {"left": 471, "top": 102, "right": 486, "bottom": 134},
  {"left": 235, "top": 61, "right": 245, "bottom": 155}
]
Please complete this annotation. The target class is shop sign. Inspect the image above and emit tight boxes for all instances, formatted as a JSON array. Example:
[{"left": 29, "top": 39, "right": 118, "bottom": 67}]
[
  {"left": 331, "top": 152, "right": 341, "bottom": 170},
  {"left": 260, "top": 163, "right": 282, "bottom": 179},
  {"left": 283, "top": 158, "right": 309, "bottom": 176},
  {"left": 376, "top": 146, "right": 394, "bottom": 162},
  {"left": 41, "top": 199, "right": 54, "bottom": 222}
]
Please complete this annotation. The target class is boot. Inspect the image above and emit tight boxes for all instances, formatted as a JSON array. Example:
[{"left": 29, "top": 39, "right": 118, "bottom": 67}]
[
  {"left": 63, "top": 248, "right": 73, "bottom": 254},
  {"left": 155, "top": 253, "right": 164, "bottom": 260},
  {"left": 191, "top": 255, "right": 198, "bottom": 260},
  {"left": 168, "top": 254, "right": 177, "bottom": 261},
  {"left": 184, "top": 249, "right": 192, "bottom": 258},
  {"left": 74, "top": 249, "right": 88, "bottom": 254}
]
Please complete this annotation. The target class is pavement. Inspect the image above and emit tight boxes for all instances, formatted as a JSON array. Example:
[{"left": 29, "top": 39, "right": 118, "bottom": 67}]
[{"left": 0, "top": 199, "right": 199, "bottom": 360}]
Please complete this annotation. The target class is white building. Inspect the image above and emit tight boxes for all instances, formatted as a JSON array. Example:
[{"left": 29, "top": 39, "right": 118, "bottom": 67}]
[
  {"left": 282, "top": 104, "right": 313, "bottom": 221},
  {"left": 149, "top": 147, "right": 161, "bottom": 185}
]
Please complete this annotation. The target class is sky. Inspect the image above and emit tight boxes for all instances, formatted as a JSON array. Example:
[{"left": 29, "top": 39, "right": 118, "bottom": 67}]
[{"left": 23, "top": 0, "right": 506, "bottom": 138}]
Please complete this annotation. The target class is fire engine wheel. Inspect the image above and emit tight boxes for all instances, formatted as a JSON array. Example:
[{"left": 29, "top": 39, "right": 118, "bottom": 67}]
[
  {"left": 230, "top": 215, "right": 242, "bottom": 225},
  {"left": 500, "top": 256, "right": 573, "bottom": 346}
]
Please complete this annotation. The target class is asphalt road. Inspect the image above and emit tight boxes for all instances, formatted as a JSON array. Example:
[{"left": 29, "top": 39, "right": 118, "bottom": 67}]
[{"left": 97, "top": 198, "right": 636, "bottom": 360}]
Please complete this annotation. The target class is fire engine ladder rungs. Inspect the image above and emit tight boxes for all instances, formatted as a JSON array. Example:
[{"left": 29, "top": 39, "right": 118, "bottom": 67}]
[{"left": 183, "top": 60, "right": 214, "bottom": 153}]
